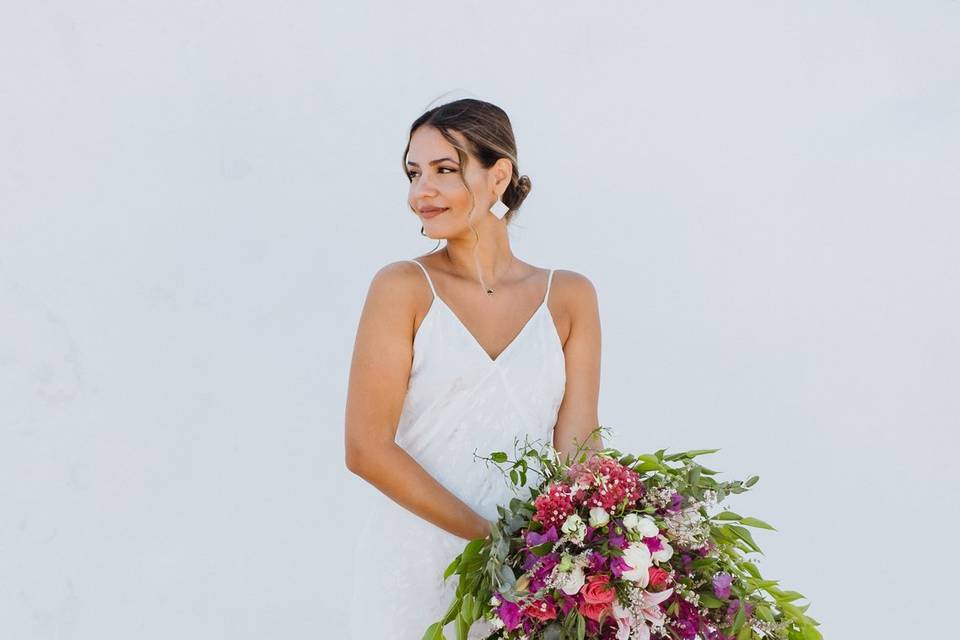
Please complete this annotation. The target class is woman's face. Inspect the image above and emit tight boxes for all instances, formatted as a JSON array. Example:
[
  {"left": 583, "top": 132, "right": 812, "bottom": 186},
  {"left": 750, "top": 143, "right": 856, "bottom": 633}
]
[{"left": 406, "top": 125, "right": 499, "bottom": 237}]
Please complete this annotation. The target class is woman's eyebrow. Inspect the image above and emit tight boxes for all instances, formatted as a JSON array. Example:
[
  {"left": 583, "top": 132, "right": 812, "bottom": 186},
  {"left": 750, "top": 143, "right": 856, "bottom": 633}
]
[{"left": 406, "top": 157, "right": 459, "bottom": 167}]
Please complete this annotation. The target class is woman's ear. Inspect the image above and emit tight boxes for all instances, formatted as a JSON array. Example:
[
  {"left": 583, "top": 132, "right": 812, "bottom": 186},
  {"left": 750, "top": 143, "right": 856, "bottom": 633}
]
[{"left": 489, "top": 157, "right": 514, "bottom": 197}]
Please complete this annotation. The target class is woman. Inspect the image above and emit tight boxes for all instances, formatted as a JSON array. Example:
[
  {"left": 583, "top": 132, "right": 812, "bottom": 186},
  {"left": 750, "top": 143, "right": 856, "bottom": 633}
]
[{"left": 344, "top": 98, "right": 603, "bottom": 639}]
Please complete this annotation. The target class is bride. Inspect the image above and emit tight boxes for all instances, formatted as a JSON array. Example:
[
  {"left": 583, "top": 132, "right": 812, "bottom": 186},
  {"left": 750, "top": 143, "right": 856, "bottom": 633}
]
[{"left": 344, "top": 97, "right": 604, "bottom": 639}]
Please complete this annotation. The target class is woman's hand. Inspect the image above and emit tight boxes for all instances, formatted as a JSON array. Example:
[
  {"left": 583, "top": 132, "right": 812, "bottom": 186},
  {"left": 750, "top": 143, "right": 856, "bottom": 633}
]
[{"left": 474, "top": 514, "right": 494, "bottom": 541}]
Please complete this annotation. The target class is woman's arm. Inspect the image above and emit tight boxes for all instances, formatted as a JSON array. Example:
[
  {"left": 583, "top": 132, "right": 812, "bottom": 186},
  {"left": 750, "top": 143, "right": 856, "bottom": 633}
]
[
  {"left": 552, "top": 271, "right": 604, "bottom": 463},
  {"left": 344, "top": 261, "right": 490, "bottom": 541}
]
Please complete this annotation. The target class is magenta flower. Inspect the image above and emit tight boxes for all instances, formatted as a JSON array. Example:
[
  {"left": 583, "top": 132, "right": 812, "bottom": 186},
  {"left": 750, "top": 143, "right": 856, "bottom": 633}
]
[
  {"left": 497, "top": 599, "right": 522, "bottom": 631},
  {"left": 609, "top": 555, "right": 632, "bottom": 579},
  {"left": 643, "top": 535, "right": 664, "bottom": 553},
  {"left": 526, "top": 525, "right": 558, "bottom": 547},
  {"left": 713, "top": 572, "right": 733, "bottom": 599}
]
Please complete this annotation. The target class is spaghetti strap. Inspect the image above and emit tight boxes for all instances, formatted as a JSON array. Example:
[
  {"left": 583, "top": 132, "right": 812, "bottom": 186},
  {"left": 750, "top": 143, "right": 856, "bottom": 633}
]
[
  {"left": 407, "top": 259, "right": 437, "bottom": 298},
  {"left": 544, "top": 269, "right": 555, "bottom": 305}
]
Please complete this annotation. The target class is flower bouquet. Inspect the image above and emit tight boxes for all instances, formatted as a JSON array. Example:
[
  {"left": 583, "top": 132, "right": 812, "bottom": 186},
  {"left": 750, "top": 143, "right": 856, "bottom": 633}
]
[{"left": 422, "top": 426, "right": 820, "bottom": 640}]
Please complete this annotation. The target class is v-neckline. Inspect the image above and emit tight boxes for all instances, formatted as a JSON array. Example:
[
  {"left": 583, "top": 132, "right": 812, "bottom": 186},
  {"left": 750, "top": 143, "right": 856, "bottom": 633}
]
[{"left": 435, "top": 296, "right": 548, "bottom": 364}]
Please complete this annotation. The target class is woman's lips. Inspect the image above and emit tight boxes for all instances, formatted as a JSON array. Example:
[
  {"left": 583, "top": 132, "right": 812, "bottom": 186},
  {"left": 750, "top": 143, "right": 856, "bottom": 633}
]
[{"left": 421, "top": 208, "right": 448, "bottom": 219}]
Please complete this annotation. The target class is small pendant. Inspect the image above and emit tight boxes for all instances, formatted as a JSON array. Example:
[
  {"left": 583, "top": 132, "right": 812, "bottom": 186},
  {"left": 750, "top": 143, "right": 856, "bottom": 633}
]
[{"left": 486, "top": 288, "right": 494, "bottom": 295}]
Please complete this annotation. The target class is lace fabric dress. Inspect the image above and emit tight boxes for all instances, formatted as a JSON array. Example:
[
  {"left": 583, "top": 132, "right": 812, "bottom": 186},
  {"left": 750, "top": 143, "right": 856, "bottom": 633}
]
[{"left": 347, "top": 259, "right": 567, "bottom": 639}]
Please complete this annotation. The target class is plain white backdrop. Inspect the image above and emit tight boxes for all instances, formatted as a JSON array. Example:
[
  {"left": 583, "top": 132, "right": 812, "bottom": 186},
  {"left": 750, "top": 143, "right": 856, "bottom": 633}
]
[{"left": 1, "top": 1, "right": 957, "bottom": 638}]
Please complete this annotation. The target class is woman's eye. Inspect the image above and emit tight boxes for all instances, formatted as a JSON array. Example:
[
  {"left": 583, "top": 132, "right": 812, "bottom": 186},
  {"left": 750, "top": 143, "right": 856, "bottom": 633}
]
[{"left": 407, "top": 168, "right": 457, "bottom": 179}]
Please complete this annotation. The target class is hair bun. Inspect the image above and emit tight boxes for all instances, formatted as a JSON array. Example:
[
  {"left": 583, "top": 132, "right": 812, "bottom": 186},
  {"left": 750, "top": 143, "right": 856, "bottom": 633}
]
[{"left": 516, "top": 174, "right": 532, "bottom": 196}]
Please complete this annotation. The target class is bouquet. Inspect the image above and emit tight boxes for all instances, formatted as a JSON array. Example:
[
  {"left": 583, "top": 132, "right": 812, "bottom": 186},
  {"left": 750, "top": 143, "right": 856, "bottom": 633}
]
[{"left": 422, "top": 426, "right": 820, "bottom": 640}]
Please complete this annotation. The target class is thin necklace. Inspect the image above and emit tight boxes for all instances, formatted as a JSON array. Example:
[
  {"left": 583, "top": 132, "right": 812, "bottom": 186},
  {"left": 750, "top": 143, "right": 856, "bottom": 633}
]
[
  {"left": 478, "top": 255, "right": 513, "bottom": 296},
  {"left": 447, "top": 250, "right": 513, "bottom": 296}
]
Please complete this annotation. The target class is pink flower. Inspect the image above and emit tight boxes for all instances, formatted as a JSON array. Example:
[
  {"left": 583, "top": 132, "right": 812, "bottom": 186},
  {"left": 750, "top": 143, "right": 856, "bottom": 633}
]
[
  {"left": 648, "top": 566, "right": 672, "bottom": 590},
  {"left": 533, "top": 483, "right": 575, "bottom": 532},
  {"left": 639, "top": 587, "right": 673, "bottom": 626},
  {"left": 522, "top": 597, "right": 557, "bottom": 622},
  {"left": 578, "top": 574, "right": 616, "bottom": 622}
]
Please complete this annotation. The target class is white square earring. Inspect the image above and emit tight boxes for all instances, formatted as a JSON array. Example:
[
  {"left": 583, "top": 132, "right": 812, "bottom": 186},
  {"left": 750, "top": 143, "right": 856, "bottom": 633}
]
[{"left": 490, "top": 198, "right": 509, "bottom": 219}]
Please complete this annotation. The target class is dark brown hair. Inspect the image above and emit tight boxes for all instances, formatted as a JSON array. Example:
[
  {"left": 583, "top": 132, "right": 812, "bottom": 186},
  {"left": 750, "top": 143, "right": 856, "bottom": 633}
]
[{"left": 402, "top": 98, "right": 532, "bottom": 225}]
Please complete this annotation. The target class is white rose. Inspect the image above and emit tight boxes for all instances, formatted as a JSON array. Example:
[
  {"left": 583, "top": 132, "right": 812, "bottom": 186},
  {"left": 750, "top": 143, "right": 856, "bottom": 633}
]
[
  {"left": 589, "top": 506, "right": 610, "bottom": 528},
  {"left": 561, "top": 513, "right": 586, "bottom": 543},
  {"left": 636, "top": 516, "right": 659, "bottom": 538},
  {"left": 651, "top": 538, "right": 673, "bottom": 563},
  {"left": 620, "top": 542, "right": 652, "bottom": 587},
  {"left": 560, "top": 563, "right": 586, "bottom": 595}
]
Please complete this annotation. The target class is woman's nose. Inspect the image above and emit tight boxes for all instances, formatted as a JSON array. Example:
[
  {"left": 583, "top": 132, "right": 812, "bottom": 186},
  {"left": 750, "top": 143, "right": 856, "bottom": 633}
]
[{"left": 412, "top": 174, "right": 437, "bottom": 197}]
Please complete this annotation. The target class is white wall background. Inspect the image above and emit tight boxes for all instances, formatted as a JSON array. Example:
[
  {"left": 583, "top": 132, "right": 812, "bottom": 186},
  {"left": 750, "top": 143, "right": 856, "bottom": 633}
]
[{"left": 2, "top": 1, "right": 957, "bottom": 638}]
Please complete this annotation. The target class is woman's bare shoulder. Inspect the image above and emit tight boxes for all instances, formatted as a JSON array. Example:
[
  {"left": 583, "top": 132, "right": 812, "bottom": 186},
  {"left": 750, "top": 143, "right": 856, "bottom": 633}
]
[
  {"left": 359, "top": 259, "right": 433, "bottom": 326},
  {"left": 365, "top": 259, "right": 430, "bottom": 295},
  {"left": 550, "top": 269, "right": 599, "bottom": 307}
]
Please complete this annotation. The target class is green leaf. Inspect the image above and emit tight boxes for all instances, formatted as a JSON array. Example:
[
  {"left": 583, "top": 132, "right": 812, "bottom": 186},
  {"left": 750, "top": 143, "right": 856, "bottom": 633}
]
[
  {"left": 420, "top": 621, "right": 446, "bottom": 640},
  {"left": 714, "top": 511, "right": 742, "bottom": 521},
  {"left": 689, "top": 558, "right": 717, "bottom": 571},
  {"left": 530, "top": 540, "right": 555, "bottom": 556},
  {"left": 697, "top": 592, "right": 726, "bottom": 608},
  {"left": 745, "top": 475, "right": 759, "bottom": 487},
  {"left": 510, "top": 469, "right": 519, "bottom": 485},
  {"left": 801, "top": 624, "right": 823, "bottom": 640},
  {"left": 736, "top": 623, "right": 752, "bottom": 640},
  {"left": 443, "top": 555, "right": 462, "bottom": 580},
  {"left": 740, "top": 561, "right": 761, "bottom": 580},
  {"left": 740, "top": 517, "right": 776, "bottom": 531},
  {"left": 728, "top": 524, "right": 763, "bottom": 554},
  {"left": 438, "top": 596, "right": 462, "bottom": 625},
  {"left": 755, "top": 603, "right": 775, "bottom": 622},
  {"left": 731, "top": 602, "right": 746, "bottom": 634},
  {"left": 459, "top": 593, "right": 474, "bottom": 626},
  {"left": 576, "top": 612, "right": 586, "bottom": 640},
  {"left": 633, "top": 454, "right": 663, "bottom": 472},
  {"left": 490, "top": 452, "right": 508, "bottom": 463},
  {"left": 664, "top": 448, "right": 720, "bottom": 461}
]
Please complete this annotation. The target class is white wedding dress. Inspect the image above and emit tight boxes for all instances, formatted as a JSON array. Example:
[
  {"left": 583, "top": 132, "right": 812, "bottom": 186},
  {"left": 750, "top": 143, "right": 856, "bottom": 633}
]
[{"left": 347, "top": 259, "right": 567, "bottom": 639}]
